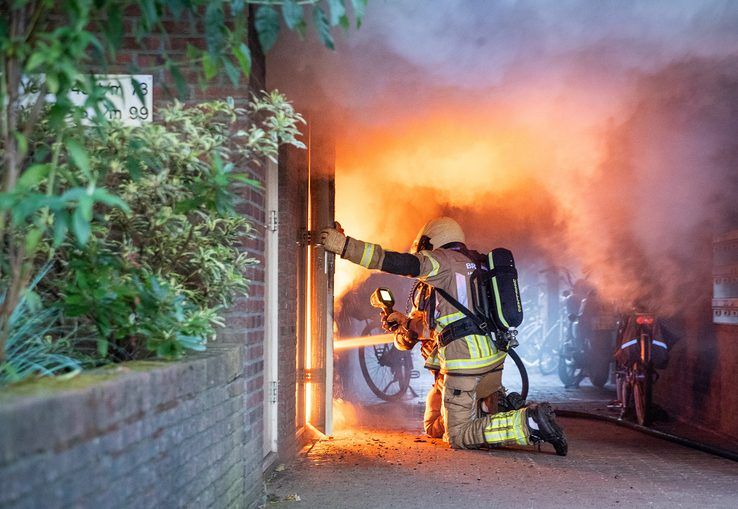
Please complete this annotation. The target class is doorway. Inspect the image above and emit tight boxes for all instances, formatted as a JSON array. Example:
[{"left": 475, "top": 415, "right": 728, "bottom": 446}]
[
  {"left": 292, "top": 119, "right": 336, "bottom": 438},
  {"left": 263, "top": 160, "right": 279, "bottom": 461}
]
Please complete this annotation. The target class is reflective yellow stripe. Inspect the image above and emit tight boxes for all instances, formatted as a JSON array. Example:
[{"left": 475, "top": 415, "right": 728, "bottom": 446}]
[
  {"left": 491, "top": 277, "right": 510, "bottom": 329},
  {"left": 475, "top": 335, "right": 485, "bottom": 357},
  {"left": 436, "top": 312, "right": 464, "bottom": 328},
  {"left": 359, "top": 243, "right": 376, "bottom": 268},
  {"left": 488, "top": 254, "right": 510, "bottom": 329},
  {"left": 476, "top": 334, "right": 491, "bottom": 357},
  {"left": 443, "top": 350, "right": 507, "bottom": 371},
  {"left": 420, "top": 252, "right": 440, "bottom": 279},
  {"left": 465, "top": 336, "right": 479, "bottom": 358},
  {"left": 483, "top": 409, "right": 528, "bottom": 445},
  {"left": 424, "top": 353, "right": 441, "bottom": 369}
]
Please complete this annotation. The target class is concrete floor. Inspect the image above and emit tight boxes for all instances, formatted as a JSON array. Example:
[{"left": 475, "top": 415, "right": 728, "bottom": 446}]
[
  {"left": 266, "top": 356, "right": 738, "bottom": 508},
  {"left": 266, "top": 418, "right": 738, "bottom": 509}
]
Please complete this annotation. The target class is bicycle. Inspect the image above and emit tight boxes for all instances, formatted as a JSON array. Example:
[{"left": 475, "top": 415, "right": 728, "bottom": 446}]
[
  {"left": 516, "top": 284, "right": 560, "bottom": 375},
  {"left": 614, "top": 312, "right": 667, "bottom": 426},
  {"left": 357, "top": 318, "right": 416, "bottom": 401},
  {"left": 558, "top": 277, "right": 617, "bottom": 388}
]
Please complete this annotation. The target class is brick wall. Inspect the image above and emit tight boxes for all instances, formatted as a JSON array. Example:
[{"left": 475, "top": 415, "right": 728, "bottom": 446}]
[
  {"left": 0, "top": 10, "right": 309, "bottom": 508},
  {"left": 653, "top": 246, "right": 738, "bottom": 442},
  {"left": 655, "top": 320, "right": 738, "bottom": 442},
  {"left": 113, "top": 6, "right": 273, "bottom": 506},
  {"left": 0, "top": 345, "right": 249, "bottom": 508},
  {"left": 113, "top": 4, "right": 314, "bottom": 500}
]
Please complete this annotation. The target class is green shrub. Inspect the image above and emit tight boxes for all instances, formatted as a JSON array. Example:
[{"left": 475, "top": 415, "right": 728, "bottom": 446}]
[
  {"left": 0, "top": 268, "right": 91, "bottom": 386},
  {"left": 44, "top": 93, "right": 304, "bottom": 361}
]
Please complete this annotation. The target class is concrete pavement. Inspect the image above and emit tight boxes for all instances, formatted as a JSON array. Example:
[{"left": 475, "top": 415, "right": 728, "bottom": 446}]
[
  {"left": 266, "top": 362, "right": 738, "bottom": 508},
  {"left": 266, "top": 413, "right": 738, "bottom": 509}
]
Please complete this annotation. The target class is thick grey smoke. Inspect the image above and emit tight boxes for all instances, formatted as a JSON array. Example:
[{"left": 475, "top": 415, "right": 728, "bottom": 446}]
[
  {"left": 271, "top": 0, "right": 738, "bottom": 121},
  {"left": 268, "top": 1, "right": 738, "bottom": 312}
]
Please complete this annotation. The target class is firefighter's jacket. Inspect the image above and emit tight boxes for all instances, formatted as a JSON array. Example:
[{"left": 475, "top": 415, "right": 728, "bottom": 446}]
[{"left": 342, "top": 237, "right": 507, "bottom": 376}]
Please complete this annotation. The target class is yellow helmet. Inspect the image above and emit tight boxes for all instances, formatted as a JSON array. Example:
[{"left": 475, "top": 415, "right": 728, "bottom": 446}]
[{"left": 410, "top": 217, "right": 465, "bottom": 253}]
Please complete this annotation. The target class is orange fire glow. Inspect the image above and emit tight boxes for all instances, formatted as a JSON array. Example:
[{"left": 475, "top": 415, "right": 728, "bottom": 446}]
[
  {"left": 334, "top": 97, "right": 605, "bottom": 299},
  {"left": 333, "top": 333, "right": 395, "bottom": 350}
]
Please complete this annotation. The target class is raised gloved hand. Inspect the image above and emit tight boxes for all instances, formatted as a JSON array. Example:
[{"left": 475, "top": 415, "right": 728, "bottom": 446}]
[
  {"left": 381, "top": 311, "right": 408, "bottom": 332},
  {"left": 319, "top": 227, "right": 347, "bottom": 255}
]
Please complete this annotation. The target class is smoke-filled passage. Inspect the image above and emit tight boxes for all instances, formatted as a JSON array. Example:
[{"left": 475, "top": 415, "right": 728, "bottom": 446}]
[{"left": 269, "top": 0, "right": 738, "bottom": 314}]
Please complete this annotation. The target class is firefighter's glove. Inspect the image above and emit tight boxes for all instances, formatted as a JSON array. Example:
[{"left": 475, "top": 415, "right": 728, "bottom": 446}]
[
  {"left": 382, "top": 311, "right": 407, "bottom": 333},
  {"left": 319, "top": 228, "right": 348, "bottom": 255}
]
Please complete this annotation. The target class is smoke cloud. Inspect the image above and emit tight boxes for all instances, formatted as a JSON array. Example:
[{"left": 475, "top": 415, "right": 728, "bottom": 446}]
[{"left": 268, "top": 1, "right": 738, "bottom": 313}]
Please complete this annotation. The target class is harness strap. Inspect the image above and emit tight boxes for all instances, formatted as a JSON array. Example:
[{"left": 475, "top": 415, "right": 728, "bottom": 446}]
[
  {"left": 435, "top": 287, "right": 507, "bottom": 351},
  {"left": 438, "top": 316, "right": 479, "bottom": 347}
]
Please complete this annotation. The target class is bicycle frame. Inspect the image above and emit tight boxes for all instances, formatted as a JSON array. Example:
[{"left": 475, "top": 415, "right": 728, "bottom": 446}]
[{"left": 616, "top": 314, "right": 657, "bottom": 425}]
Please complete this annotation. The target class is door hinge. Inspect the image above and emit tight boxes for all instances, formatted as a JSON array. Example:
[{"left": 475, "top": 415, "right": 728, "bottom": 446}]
[
  {"left": 269, "top": 380, "right": 278, "bottom": 404},
  {"left": 268, "top": 210, "right": 278, "bottom": 232}
]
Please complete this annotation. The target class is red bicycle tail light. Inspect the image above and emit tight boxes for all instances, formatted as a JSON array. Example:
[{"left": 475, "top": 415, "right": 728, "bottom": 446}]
[{"left": 636, "top": 315, "right": 654, "bottom": 325}]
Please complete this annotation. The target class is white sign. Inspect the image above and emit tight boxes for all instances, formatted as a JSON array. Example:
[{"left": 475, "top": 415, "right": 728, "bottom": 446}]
[
  {"left": 20, "top": 74, "right": 153, "bottom": 126},
  {"left": 71, "top": 74, "right": 153, "bottom": 126}
]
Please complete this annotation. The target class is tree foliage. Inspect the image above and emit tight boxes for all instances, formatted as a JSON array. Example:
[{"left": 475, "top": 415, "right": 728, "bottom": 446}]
[{"left": 1, "top": 0, "right": 351, "bottom": 367}]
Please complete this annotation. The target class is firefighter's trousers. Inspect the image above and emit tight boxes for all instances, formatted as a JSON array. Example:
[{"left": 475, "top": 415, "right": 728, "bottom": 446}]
[
  {"left": 424, "top": 378, "right": 445, "bottom": 438},
  {"left": 427, "top": 372, "right": 530, "bottom": 449}
]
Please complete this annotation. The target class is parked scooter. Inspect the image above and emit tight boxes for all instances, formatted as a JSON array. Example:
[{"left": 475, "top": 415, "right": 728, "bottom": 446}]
[{"left": 558, "top": 279, "right": 617, "bottom": 388}]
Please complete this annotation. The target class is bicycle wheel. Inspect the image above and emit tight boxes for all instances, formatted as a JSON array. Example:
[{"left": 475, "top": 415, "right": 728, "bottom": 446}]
[
  {"left": 538, "top": 326, "right": 560, "bottom": 376},
  {"left": 615, "top": 371, "right": 628, "bottom": 409},
  {"left": 589, "top": 349, "right": 611, "bottom": 388},
  {"left": 633, "top": 367, "right": 652, "bottom": 426},
  {"left": 539, "top": 350, "right": 558, "bottom": 376},
  {"left": 358, "top": 343, "right": 411, "bottom": 402},
  {"left": 558, "top": 351, "right": 583, "bottom": 387}
]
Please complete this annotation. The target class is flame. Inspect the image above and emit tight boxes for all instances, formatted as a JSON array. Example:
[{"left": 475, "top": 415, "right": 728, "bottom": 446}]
[{"left": 334, "top": 98, "right": 603, "bottom": 299}]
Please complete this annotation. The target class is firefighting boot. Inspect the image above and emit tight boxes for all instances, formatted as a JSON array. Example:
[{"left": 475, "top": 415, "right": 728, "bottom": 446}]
[
  {"left": 527, "top": 402, "right": 568, "bottom": 456},
  {"left": 504, "top": 392, "right": 526, "bottom": 411}
]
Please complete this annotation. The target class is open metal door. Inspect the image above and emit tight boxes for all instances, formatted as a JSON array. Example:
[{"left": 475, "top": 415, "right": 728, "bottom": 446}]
[
  {"left": 291, "top": 119, "right": 335, "bottom": 437},
  {"left": 306, "top": 122, "right": 335, "bottom": 435}
]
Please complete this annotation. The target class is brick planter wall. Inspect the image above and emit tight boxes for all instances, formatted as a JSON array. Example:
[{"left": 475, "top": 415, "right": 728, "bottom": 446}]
[{"left": 0, "top": 344, "right": 255, "bottom": 508}]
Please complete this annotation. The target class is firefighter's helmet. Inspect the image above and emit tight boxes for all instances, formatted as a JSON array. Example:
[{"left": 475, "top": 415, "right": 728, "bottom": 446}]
[{"left": 410, "top": 217, "right": 465, "bottom": 253}]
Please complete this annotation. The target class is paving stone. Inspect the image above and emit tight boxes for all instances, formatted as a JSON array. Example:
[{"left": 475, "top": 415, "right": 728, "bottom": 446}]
[{"left": 267, "top": 417, "right": 738, "bottom": 509}]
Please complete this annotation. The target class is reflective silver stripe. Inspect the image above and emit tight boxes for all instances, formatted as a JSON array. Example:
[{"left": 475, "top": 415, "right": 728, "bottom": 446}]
[
  {"left": 653, "top": 340, "right": 668, "bottom": 349},
  {"left": 455, "top": 272, "right": 468, "bottom": 308},
  {"left": 620, "top": 338, "right": 638, "bottom": 349}
]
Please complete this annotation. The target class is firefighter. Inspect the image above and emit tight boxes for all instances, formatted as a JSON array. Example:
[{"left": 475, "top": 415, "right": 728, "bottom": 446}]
[
  {"left": 320, "top": 217, "right": 568, "bottom": 455},
  {"left": 382, "top": 281, "right": 445, "bottom": 438}
]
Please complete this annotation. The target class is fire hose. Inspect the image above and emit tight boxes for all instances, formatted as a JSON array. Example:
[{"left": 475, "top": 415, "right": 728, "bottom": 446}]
[
  {"left": 511, "top": 352, "right": 737, "bottom": 462},
  {"left": 552, "top": 408, "right": 738, "bottom": 463}
]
